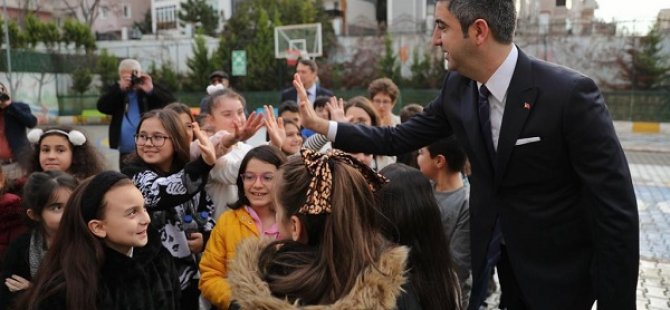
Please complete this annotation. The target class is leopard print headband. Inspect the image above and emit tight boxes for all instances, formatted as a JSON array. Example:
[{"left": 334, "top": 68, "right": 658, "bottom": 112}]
[{"left": 298, "top": 148, "right": 387, "bottom": 215}]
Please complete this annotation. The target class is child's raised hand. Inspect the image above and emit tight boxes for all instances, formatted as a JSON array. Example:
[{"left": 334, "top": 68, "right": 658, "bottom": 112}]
[
  {"left": 234, "top": 111, "right": 264, "bottom": 142},
  {"left": 294, "top": 73, "right": 329, "bottom": 134},
  {"left": 263, "top": 105, "right": 286, "bottom": 149},
  {"left": 326, "top": 96, "right": 349, "bottom": 122},
  {"left": 193, "top": 122, "right": 217, "bottom": 165}
]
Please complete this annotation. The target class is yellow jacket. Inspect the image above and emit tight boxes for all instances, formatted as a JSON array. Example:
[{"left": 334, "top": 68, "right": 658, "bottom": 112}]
[{"left": 199, "top": 208, "right": 259, "bottom": 309}]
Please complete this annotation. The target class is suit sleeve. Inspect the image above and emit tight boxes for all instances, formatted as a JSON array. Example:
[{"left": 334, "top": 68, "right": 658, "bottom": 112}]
[
  {"left": 5, "top": 102, "right": 37, "bottom": 128},
  {"left": 279, "top": 89, "right": 291, "bottom": 105},
  {"left": 563, "top": 76, "right": 638, "bottom": 309},
  {"left": 333, "top": 80, "right": 453, "bottom": 156},
  {"left": 96, "top": 83, "right": 125, "bottom": 115}
]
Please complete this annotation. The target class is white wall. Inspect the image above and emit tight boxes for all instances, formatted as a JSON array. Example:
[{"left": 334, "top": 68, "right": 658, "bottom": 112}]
[{"left": 97, "top": 35, "right": 220, "bottom": 74}]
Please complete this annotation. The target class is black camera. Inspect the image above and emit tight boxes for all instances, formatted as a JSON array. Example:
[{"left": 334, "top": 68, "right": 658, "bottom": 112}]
[
  {"left": 130, "top": 70, "right": 142, "bottom": 87},
  {"left": 0, "top": 93, "right": 9, "bottom": 102}
]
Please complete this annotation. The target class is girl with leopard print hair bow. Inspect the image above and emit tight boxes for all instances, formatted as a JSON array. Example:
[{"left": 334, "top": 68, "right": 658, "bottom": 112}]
[{"left": 226, "top": 148, "right": 422, "bottom": 310}]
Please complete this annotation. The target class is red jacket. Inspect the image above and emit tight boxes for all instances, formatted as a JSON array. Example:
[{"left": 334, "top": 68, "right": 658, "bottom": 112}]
[{"left": 0, "top": 193, "right": 25, "bottom": 265}]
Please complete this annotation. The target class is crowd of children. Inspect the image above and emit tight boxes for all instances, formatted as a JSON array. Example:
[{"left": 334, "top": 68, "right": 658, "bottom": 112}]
[{"left": 0, "top": 72, "right": 473, "bottom": 310}]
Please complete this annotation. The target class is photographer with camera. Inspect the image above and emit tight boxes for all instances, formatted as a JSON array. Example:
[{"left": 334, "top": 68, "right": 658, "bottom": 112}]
[
  {"left": 97, "top": 59, "right": 176, "bottom": 170},
  {"left": 0, "top": 82, "right": 37, "bottom": 184}
]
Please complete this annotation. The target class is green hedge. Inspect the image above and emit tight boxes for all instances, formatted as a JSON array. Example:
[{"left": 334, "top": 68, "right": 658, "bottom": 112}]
[{"left": 57, "top": 89, "right": 670, "bottom": 122}]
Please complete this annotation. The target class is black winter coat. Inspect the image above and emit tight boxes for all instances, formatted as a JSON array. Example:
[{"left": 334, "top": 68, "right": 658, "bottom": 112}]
[{"left": 35, "top": 228, "right": 181, "bottom": 310}]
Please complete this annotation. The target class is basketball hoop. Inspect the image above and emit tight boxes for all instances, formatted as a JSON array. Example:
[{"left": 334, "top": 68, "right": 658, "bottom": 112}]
[
  {"left": 274, "top": 23, "right": 322, "bottom": 64},
  {"left": 286, "top": 49, "right": 302, "bottom": 67}
]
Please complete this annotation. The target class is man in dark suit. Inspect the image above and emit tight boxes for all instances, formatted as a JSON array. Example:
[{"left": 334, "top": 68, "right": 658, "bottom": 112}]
[
  {"left": 279, "top": 59, "right": 333, "bottom": 105},
  {"left": 97, "top": 59, "right": 175, "bottom": 169},
  {"left": 296, "top": 0, "right": 638, "bottom": 309}
]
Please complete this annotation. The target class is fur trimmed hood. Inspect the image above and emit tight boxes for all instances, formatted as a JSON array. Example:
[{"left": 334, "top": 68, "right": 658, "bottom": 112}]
[{"left": 228, "top": 238, "right": 410, "bottom": 310}]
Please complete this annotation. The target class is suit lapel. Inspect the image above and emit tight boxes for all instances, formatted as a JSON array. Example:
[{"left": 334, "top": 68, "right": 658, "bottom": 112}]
[
  {"left": 457, "top": 78, "right": 493, "bottom": 174},
  {"left": 495, "top": 50, "right": 539, "bottom": 189}
]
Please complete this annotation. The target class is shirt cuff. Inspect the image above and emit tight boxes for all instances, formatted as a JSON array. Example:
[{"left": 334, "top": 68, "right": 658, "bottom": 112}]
[{"left": 327, "top": 121, "right": 338, "bottom": 142}]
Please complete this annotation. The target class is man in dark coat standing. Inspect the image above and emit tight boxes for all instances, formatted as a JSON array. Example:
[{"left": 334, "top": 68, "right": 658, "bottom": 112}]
[
  {"left": 279, "top": 59, "right": 332, "bottom": 105},
  {"left": 97, "top": 59, "right": 176, "bottom": 170},
  {"left": 296, "top": 0, "right": 638, "bottom": 309},
  {"left": 0, "top": 82, "right": 37, "bottom": 182}
]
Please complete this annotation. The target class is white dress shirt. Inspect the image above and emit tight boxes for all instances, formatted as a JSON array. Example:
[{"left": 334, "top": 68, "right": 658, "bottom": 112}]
[
  {"left": 477, "top": 46, "right": 518, "bottom": 150},
  {"left": 306, "top": 84, "right": 317, "bottom": 104}
]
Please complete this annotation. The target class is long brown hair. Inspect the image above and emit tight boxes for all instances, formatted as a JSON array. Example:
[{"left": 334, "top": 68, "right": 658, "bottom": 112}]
[
  {"left": 17, "top": 176, "right": 134, "bottom": 310},
  {"left": 136, "top": 109, "right": 190, "bottom": 173},
  {"left": 378, "top": 164, "right": 462, "bottom": 310},
  {"left": 345, "top": 96, "right": 380, "bottom": 126},
  {"left": 258, "top": 154, "right": 390, "bottom": 305}
]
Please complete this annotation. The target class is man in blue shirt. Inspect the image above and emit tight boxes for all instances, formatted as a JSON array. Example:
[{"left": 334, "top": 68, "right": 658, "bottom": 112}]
[{"left": 97, "top": 59, "right": 176, "bottom": 170}]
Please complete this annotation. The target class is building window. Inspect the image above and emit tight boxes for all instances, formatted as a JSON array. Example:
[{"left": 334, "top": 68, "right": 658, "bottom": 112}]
[
  {"left": 556, "top": 0, "right": 566, "bottom": 7},
  {"left": 123, "top": 4, "right": 132, "bottom": 19},
  {"left": 99, "top": 6, "right": 109, "bottom": 19},
  {"left": 156, "top": 5, "right": 177, "bottom": 30}
]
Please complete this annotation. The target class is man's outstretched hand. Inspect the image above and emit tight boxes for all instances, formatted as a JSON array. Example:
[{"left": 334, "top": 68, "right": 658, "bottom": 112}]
[{"left": 294, "top": 73, "right": 330, "bottom": 135}]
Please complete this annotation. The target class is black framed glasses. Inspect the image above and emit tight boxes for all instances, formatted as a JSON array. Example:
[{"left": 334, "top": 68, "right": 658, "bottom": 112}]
[{"left": 134, "top": 134, "right": 171, "bottom": 147}]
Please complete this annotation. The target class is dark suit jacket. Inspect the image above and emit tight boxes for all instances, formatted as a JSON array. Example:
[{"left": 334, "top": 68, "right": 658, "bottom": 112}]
[
  {"left": 279, "top": 85, "right": 333, "bottom": 104},
  {"left": 1, "top": 101, "right": 37, "bottom": 159},
  {"left": 334, "top": 49, "right": 638, "bottom": 310},
  {"left": 97, "top": 83, "right": 176, "bottom": 150}
]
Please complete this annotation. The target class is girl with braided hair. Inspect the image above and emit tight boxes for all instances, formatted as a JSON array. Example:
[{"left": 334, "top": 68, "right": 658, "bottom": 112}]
[{"left": 226, "top": 149, "right": 421, "bottom": 309}]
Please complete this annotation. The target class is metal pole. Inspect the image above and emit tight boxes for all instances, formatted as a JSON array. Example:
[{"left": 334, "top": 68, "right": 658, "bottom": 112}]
[{"left": 2, "top": 0, "right": 12, "bottom": 88}]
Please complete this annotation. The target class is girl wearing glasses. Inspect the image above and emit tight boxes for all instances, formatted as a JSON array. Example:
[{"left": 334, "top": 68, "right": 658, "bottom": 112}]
[
  {"left": 199, "top": 145, "right": 287, "bottom": 310},
  {"left": 226, "top": 149, "right": 420, "bottom": 309},
  {"left": 122, "top": 109, "right": 217, "bottom": 310}
]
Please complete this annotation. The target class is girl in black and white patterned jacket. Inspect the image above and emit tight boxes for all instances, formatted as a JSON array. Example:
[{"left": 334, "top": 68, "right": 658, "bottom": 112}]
[{"left": 122, "top": 109, "right": 223, "bottom": 310}]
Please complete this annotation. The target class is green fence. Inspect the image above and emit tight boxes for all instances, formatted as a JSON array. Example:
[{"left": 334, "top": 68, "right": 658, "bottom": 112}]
[
  {"left": 57, "top": 89, "right": 443, "bottom": 116},
  {"left": 57, "top": 89, "right": 669, "bottom": 122},
  {"left": 0, "top": 49, "right": 95, "bottom": 73},
  {"left": 602, "top": 91, "right": 670, "bottom": 122}
]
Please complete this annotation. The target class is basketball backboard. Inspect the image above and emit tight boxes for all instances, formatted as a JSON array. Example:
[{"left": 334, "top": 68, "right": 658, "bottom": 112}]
[{"left": 274, "top": 23, "right": 323, "bottom": 59}]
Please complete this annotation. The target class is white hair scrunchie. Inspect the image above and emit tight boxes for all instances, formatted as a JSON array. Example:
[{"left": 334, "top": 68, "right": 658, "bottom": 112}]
[
  {"left": 206, "top": 83, "right": 225, "bottom": 95},
  {"left": 26, "top": 128, "right": 87, "bottom": 146}
]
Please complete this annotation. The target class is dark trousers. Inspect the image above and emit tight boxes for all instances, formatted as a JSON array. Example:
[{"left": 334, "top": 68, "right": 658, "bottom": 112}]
[
  {"left": 497, "top": 245, "right": 529, "bottom": 310},
  {"left": 181, "top": 279, "right": 201, "bottom": 310}
]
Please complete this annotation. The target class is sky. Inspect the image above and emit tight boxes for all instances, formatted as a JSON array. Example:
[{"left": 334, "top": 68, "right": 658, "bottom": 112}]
[{"left": 595, "top": 0, "right": 669, "bottom": 22}]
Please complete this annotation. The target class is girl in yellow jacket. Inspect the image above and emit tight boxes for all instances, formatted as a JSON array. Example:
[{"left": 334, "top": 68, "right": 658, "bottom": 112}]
[{"left": 199, "top": 145, "right": 287, "bottom": 309}]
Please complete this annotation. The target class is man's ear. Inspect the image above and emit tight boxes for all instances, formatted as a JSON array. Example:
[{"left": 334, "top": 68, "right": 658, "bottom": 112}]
[
  {"left": 26, "top": 209, "right": 39, "bottom": 221},
  {"left": 289, "top": 215, "right": 305, "bottom": 243},
  {"left": 470, "top": 18, "right": 490, "bottom": 45},
  {"left": 88, "top": 220, "right": 107, "bottom": 239},
  {"left": 435, "top": 154, "right": 447, "bottom": 169}
]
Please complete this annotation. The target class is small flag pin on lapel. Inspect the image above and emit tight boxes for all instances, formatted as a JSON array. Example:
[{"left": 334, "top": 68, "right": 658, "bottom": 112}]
[{"left": 523, "top": 102, "right": 531, "bottom": 110}]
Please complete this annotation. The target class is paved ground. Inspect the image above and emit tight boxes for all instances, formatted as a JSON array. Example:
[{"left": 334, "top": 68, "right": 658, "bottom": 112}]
[{"left": 485, "top": 131, "right": 670, "bottom": 309}]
